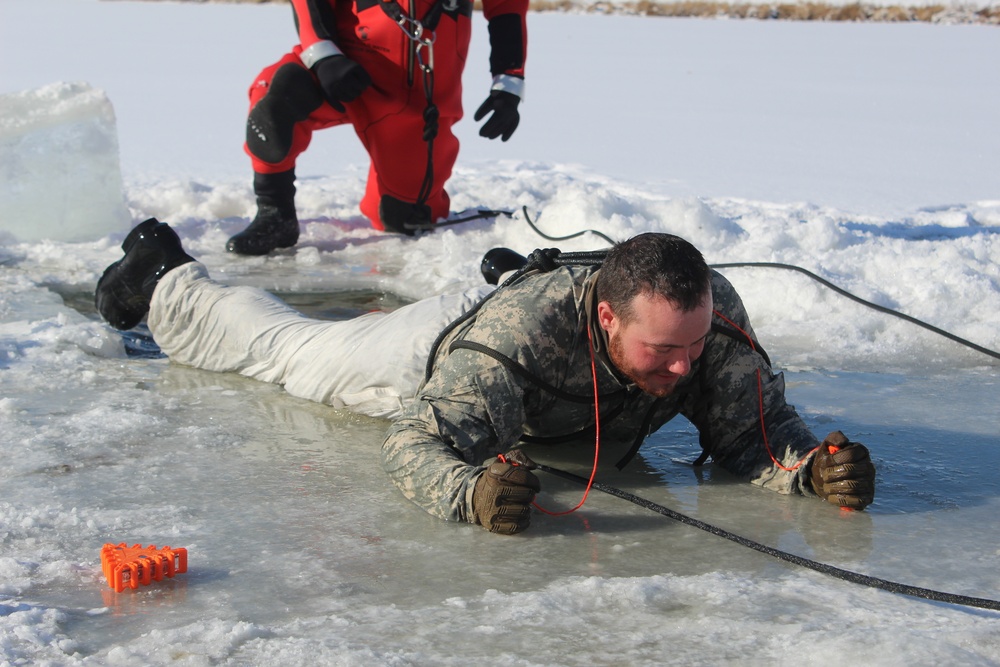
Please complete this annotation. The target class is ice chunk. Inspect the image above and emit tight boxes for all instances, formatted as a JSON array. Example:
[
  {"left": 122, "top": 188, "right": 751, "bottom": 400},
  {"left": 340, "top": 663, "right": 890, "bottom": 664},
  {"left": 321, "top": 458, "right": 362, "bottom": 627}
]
[{"left": 0, "top": 82, "right": 130, "bottom": 243}]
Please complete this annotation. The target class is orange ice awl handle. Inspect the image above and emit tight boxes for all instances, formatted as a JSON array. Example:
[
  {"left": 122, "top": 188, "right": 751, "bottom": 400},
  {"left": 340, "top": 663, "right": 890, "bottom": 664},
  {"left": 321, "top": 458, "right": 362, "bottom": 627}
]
[{"left": 101, "top": 543, "right": 188, "bottom": 593}]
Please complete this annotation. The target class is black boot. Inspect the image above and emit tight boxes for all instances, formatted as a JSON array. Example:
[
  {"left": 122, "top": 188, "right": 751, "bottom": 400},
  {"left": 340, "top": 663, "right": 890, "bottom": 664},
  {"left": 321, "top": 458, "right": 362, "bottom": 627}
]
[
  {"left": 95, "top": 218, "right": 195, "bottom": 330},
  {"left": 480, "top": 247, "right": 528, "bottom": 285},
  {"left": 227, "top": 170, "right": 299, "bottom": 255},
  {"left": 378, "top": 194, "right": 432, "bottom": 236}
]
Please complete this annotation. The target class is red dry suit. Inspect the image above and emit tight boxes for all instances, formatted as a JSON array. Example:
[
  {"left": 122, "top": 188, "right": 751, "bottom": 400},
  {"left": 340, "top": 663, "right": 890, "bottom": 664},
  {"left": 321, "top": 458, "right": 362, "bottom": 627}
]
[{"left": 244, "top": 0, "right": 528, "bottom": 230}]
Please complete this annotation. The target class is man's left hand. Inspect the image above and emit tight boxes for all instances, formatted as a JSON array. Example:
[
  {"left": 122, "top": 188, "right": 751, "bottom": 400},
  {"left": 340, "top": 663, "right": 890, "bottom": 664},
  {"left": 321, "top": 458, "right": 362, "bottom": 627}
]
[
  {"left": 474, "top": 90, "right": 520, "bottom": 142},
  {"left": 810, "top": 431, "right": 876, "bottom": 510}
]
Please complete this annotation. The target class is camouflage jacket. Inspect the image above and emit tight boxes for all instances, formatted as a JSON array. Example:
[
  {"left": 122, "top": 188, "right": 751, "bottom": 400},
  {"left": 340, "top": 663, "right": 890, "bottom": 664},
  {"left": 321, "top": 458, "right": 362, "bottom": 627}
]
[{"left": 380, "top": 265, "right": 820, "bottom": 523}]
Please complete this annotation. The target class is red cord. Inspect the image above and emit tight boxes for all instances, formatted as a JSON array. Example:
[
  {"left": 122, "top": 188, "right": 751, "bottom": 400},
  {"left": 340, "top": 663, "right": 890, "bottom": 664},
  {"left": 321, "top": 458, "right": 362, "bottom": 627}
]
[
  {"left": 712, "top": 310, "right": 819, "bottom": 471},
  {"left": 531, "top": 324, "right": 601, "bottom": 515},
  {"left": 528, "top": 308, "right": 817, "bottom": 516}
]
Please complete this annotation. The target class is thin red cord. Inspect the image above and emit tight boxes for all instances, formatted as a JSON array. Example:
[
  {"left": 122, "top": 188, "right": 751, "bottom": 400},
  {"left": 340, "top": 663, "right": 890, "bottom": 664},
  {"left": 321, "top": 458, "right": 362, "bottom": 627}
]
[
  {"left": 529, "top": 308, "right": 817, "bottom": 517},
  {"left": 531, "top": 324, "right": 601, "bottom": 515},
  {"left": 711, "top": 310, "right": 819, "bottom": 471}
]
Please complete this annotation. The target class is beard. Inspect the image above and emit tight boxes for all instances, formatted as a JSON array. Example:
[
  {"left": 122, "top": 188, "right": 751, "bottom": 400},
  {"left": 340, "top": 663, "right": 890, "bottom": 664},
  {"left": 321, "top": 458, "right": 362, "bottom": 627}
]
[{"left": 607, "top": 332, "right": 681, "bottom": 398}]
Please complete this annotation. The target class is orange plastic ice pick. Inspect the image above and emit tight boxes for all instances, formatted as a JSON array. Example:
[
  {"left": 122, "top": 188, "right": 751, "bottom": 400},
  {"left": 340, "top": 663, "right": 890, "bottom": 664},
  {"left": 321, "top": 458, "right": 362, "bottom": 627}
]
[{"left": 100, "top": 543, "right": 188, "bottom": 593}]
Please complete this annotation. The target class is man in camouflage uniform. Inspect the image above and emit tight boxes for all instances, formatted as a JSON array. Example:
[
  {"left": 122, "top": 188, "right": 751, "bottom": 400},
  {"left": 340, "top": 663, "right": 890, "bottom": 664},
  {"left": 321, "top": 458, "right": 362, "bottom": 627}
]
[{"left": 95, "top": 221, "right": 877, "bottom": 534}]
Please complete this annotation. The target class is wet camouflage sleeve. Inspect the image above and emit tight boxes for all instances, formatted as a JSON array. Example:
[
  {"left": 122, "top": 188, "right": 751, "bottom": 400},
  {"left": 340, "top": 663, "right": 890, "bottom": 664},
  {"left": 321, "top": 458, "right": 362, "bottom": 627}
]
[
  {"left": 380, "top": 268, "right": 822, "bottom": 524},
  {"left": 379, "top": 359, "right": 522, "bottom": 523},
  {"left": 380, "top": 270, "right": 587, "bottom": 523},
  {"left": 680, "top": 272, "right": 821, "bottom": 495}
]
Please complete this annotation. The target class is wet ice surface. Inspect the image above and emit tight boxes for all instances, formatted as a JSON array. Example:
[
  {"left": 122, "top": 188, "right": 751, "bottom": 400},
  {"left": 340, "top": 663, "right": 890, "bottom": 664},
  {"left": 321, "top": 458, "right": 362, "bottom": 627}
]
[
  {"left": 2, "top": 283, "right": 998, "bottom": 665},
  {"left": 2, "top": 1, "right": 1000, "bottom": 662},
  {"left": 3, "top": 190, "right": 999, "bottom": 666}
]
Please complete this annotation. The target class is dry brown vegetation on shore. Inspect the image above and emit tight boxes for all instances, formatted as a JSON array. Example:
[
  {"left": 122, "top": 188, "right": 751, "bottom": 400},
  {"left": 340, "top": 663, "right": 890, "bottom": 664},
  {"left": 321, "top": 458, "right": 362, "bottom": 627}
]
[
  {"left": 136, "top": 0, "right": 1000, "bottom": 24},
  {"left": 548, "top": 0, "right": 999, "bottom": 22}
]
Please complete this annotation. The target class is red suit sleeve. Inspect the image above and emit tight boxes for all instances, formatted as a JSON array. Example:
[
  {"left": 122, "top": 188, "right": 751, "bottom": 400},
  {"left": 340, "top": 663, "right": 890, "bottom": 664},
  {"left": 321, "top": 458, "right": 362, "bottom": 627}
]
[
  {"left": 289, "top": 0, "right": 344, "bottom": 66},
  {"left": 481, "top": 0, "right": 528, "bottom": 78}
]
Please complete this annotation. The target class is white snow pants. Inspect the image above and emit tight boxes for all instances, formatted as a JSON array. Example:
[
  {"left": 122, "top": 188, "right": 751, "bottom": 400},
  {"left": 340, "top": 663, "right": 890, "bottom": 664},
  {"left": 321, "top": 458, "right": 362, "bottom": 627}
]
[{"left": 147, "top": 262, "right": 493, "bottom": 419}]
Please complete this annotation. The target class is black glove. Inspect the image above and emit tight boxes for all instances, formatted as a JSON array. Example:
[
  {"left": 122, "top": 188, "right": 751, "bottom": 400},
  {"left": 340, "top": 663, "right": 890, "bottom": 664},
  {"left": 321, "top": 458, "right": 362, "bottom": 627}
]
[
  {"left": 311, "top": 55, "right": 371, "bottom": 112},
  {"left": 810, "top": 431, "right": 876, "bottom": 510},
  {"left": 473, "top": 90, "right": 521, "bottom": 142},
  {"left": 472, "top": 449, "right": 541, "bottom": 534}
]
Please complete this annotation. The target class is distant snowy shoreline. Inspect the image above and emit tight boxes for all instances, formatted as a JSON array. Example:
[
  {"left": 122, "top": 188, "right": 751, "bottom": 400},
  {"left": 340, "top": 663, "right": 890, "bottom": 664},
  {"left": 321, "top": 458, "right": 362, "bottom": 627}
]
[
  {"left": 2, "top": 3, "right": 1000, "bottom": 663},
  {"left": 125, "top": 0, "right": 1000, "bottom": 24}
]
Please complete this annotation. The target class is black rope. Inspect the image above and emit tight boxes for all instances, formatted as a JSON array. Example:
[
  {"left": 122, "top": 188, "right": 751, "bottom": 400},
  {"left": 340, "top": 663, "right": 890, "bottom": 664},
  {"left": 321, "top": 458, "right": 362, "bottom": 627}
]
[
  {"left": 509, "top": 214, "right": 1000, "bottom": 362},
  {"left": 379, "top": 0, "right": 447, "bottom": 233},
  {"left": 710, "top": 262, "right": 1000, "bottom": 362},
  {"left": 521, "top": 206, "right": 617, "bottom": 246},
  {"left": 432, "top": 208, "right": 515, "bottom": 228},
  {"left": 402, "top": 52, "right": 437, "bottom": 232},
  {"left": 536, "top": 463, "right": 1000, "bottom": 613}
]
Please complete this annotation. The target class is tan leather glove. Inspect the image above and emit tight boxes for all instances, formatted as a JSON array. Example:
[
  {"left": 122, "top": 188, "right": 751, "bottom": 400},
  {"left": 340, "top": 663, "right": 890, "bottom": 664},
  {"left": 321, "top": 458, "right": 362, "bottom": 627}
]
[
  {"left": 472, "top": 449, "right": 541, "bottom": 535},
  {"left": 810, "top": 431, "right": 876, "bottom": 510}
]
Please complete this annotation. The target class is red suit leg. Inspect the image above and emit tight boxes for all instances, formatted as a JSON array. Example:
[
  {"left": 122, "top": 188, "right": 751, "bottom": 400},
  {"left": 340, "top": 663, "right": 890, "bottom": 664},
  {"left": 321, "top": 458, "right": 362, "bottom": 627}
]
[
  {"left": 245, "top": 4, "right": 471, "bottom": 230},
  {"left": 244, "top": 52, "right": 348, "bottom": 176}
]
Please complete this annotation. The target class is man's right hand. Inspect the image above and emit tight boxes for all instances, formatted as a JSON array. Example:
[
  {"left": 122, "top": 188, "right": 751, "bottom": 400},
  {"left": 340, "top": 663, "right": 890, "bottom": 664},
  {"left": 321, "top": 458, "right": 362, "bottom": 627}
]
[
  {"left": 312, "top": 55, "right": 371, "bottom": 112},
  {"left": 472, "top": 450, "right": 541, "bottom": 534}
]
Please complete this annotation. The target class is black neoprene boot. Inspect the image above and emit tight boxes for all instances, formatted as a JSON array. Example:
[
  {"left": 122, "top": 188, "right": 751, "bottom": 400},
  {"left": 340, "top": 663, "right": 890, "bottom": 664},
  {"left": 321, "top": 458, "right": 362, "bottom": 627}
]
[
  {"left": 227, "top": 170, "right": 299, "bottom": 255},
  {"left": 480, "top": 247, "right": 528, "bottom": 285},
  {"left": 95, "top": 218, "right": 195, "bottom": 330},
  {"left": 378, "top": 194, "right": 432, "bottom": 235}
]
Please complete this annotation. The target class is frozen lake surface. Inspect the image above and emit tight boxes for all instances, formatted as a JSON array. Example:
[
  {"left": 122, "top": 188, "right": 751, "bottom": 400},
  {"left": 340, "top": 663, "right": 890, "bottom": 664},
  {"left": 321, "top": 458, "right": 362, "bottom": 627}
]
[
  {"left": 2, "top": 0, "right": 1000, "bottom": 664},
  {"left": 3, "top": 268, "right": 998, "bottom": 665}
]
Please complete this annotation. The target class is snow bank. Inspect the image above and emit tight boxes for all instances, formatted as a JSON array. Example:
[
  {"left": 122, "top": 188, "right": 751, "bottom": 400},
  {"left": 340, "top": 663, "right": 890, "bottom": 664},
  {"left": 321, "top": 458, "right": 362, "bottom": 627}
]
[{"left": 0, "top": 82, "right": 130, "bottom": 244}]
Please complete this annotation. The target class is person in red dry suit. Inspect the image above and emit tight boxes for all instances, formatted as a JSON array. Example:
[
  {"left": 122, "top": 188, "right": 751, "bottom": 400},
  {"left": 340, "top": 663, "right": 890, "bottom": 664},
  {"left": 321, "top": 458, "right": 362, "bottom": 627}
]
[{"left": 227, "top": 0, "right": 528, "bottom": 256}]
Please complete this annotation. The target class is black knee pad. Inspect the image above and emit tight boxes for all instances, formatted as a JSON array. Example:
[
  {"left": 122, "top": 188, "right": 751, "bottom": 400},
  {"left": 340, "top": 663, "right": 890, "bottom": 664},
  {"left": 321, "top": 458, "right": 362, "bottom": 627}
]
[{"left": 246, "top": 63, "right": 324, "bottom": 164}]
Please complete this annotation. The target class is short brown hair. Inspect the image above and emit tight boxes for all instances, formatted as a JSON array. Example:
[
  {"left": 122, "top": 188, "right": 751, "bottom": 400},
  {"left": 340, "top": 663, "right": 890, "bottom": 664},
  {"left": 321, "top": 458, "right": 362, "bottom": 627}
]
[{"left": 596, "top": 233, "right": 712, "bottom": 322}]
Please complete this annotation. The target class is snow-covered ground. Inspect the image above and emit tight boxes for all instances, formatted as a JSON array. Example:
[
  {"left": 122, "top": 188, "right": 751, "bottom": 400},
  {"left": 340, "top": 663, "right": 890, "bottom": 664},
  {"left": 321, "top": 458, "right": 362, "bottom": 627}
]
[{"left": 2, "top": 0, "right": 999, "bottom": 664}]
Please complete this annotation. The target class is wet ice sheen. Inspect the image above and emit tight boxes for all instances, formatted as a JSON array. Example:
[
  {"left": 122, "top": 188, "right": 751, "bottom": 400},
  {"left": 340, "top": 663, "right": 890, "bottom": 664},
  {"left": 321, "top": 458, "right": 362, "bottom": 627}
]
[{"left": 1, "top": 0, "right": 999, "bottom": 664}]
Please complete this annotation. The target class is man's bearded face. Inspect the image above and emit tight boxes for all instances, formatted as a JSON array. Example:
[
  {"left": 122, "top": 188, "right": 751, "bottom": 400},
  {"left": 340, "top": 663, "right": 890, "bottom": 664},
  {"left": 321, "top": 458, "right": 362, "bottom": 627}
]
[{"left": 601, "top": 292, "right": 712, "bottom": 397}]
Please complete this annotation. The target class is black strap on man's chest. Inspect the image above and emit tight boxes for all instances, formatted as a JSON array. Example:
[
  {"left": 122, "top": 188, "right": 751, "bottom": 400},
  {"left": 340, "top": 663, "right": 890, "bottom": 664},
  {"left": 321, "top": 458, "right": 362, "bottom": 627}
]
[{"left": 449, "top": 338, "right": 659, "bottom": 466}]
